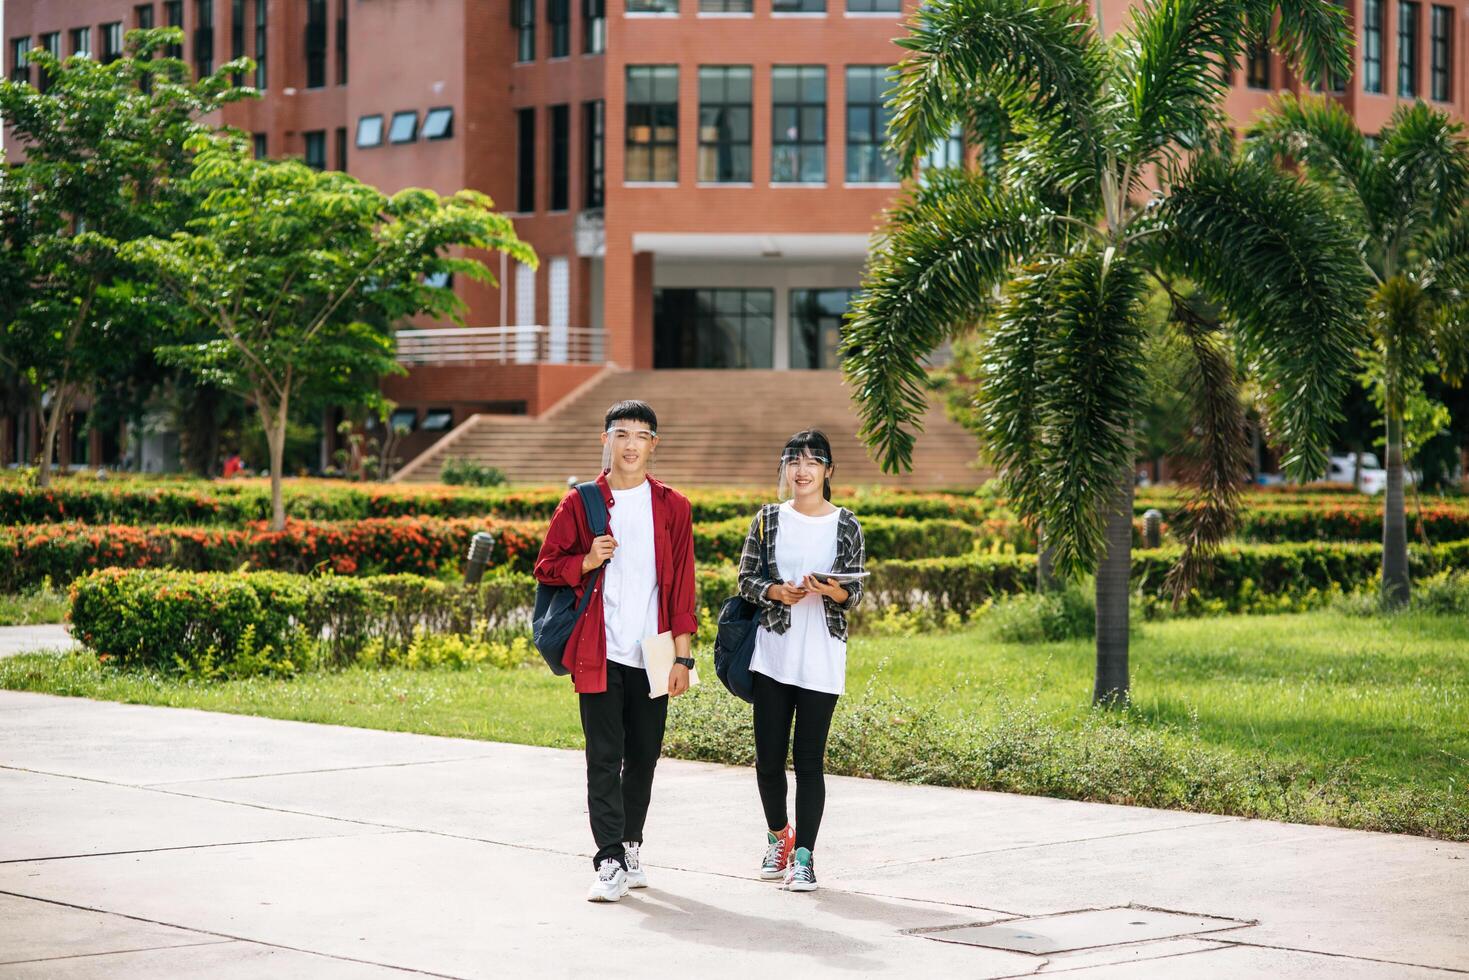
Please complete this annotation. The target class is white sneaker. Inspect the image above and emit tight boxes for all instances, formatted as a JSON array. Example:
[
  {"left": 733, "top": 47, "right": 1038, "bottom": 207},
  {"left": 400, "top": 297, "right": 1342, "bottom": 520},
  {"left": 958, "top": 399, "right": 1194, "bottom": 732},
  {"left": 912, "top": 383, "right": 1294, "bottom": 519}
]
[
  {"left": 623, "top": 842, "right": 649, "bottom": 889},
  {"left": 587, "top": 858, "right": 629, "bottom": 903}
]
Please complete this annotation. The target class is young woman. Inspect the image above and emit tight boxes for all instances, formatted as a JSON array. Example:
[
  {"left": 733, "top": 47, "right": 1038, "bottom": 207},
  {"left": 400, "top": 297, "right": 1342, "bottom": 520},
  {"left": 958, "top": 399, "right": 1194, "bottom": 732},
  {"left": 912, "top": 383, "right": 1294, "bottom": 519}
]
[{"left": 736, "top": 429, "right": 865, "bottom": 892}]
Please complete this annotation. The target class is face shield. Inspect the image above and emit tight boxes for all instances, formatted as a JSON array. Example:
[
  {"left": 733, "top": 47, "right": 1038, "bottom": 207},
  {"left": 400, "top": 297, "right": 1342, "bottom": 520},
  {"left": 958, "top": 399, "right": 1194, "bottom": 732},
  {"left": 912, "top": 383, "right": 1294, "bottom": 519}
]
[
  {"left": 777, "top": 449, "right": 831, "bottom": 500},
  {"left": 602, "top": 425, "right": 657, "bottom": 473}
]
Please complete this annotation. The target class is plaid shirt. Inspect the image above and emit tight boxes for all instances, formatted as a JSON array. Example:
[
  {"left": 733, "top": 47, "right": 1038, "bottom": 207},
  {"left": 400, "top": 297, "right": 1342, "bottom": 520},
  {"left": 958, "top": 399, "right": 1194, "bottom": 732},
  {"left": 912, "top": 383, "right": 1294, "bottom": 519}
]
[{"left": 737, "top": 503, "right": 865, "bottom": 641}]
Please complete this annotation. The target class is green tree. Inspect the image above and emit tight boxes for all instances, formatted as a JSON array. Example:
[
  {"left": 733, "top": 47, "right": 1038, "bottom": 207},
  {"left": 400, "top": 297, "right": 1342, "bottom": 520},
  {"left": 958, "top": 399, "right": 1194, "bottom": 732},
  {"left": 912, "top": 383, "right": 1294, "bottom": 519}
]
[
  {"left": 0, "top": 29, "right": 252, "bottom": 485},
  {"left": 843, "top": 0, "right": 1367, "bottom": 703},
  {"left": 122, "top": 136, "right": 535, "bottom": 529},
  {"left": 1246, "top": 96, "right": 1469, "bottom": 606}
]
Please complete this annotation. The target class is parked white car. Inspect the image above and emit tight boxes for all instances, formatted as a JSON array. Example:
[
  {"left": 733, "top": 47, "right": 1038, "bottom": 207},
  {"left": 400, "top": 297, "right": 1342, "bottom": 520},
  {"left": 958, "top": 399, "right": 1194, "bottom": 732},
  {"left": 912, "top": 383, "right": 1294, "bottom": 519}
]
[{"left": 1319, "top": 452, "right": 1414, "bottom": 495}]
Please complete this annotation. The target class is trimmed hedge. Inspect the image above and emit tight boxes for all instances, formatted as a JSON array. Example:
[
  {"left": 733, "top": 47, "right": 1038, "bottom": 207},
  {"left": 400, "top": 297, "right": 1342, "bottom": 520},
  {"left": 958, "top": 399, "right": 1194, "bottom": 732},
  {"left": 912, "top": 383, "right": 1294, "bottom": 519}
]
[
  {"left": 70, "top": 568, "right": 540, "bottom": 674},
  {"left": 0, "top": 479, "right": 996, "bottom": 526},
  {"left": 1, "top": 513, "right": 1016, "bottom": 591},
  {"left": 0, "top": 518, "right": 545, "bottom": 591}
]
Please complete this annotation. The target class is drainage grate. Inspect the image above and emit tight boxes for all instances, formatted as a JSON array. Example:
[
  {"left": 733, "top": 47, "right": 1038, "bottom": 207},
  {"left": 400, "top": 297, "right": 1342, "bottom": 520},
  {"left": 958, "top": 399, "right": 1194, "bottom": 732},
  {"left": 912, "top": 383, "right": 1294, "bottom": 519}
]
[{"left": 908, "top": 906, "right": 1252, "bottom": 955}]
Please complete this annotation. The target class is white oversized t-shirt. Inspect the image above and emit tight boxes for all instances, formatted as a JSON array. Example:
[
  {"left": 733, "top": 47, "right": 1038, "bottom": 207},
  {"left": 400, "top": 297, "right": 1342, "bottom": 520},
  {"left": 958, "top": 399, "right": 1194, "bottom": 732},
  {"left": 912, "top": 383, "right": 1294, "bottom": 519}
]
[
  {"left": 602, "top": 479, "right": 660, "bottom": 670},
  {"left": 750, "top": 501, "right": 846, "bottom": 696}
]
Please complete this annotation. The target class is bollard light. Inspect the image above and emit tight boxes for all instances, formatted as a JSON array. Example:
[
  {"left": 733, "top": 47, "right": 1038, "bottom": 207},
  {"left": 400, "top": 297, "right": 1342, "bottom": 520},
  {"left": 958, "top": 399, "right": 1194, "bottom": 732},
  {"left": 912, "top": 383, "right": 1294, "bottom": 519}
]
[
  {"left": 1142, "top": 509, "right": 1163, "bottom": 549},
  {"left": 566, "top": 475, "right": 577, "bottom": 488},
  {"left": 465, "top": 531, "right": 496, "bottom": 585}
]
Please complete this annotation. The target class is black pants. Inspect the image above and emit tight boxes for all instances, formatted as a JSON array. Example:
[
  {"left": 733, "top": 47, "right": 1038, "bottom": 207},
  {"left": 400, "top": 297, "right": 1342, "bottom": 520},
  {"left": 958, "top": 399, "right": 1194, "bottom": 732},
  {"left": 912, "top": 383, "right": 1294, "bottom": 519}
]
[
  {"left": 752, "top": 671, "right": 839, "bottom": 853},
  {"left": 579, "top": 660, "right": 668, "bottom": 869}
]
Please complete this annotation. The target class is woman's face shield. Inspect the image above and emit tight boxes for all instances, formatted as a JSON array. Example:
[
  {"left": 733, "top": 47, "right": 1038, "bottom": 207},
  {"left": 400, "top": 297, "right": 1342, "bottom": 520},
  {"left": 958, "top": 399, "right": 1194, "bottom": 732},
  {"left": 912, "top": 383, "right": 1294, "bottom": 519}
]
[{"left": 777, "top": 449, "right": 831, "bottom": 500}]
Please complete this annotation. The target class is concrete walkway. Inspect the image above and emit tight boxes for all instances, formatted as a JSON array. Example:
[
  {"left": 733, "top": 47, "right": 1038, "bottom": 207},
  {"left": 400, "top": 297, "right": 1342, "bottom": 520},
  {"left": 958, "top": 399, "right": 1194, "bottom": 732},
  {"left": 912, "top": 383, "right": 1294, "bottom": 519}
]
[
  {"left": 0, "top": 625, "right": 75, "bottom": 658},
  {"left": 0, "top": 689, "right": 1465, "bottom": 979}
]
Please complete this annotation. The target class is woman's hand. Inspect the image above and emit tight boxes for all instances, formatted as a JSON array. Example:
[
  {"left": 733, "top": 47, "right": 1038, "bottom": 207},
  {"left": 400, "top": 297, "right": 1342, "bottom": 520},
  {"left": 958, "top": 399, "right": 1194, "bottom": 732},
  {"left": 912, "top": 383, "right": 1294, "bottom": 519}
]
[
  {"left": 802, "top": 575, "right": 849, "bottom": 604},
  {"left": 766, "top": 582, "right": 808, "bottom": 605}
]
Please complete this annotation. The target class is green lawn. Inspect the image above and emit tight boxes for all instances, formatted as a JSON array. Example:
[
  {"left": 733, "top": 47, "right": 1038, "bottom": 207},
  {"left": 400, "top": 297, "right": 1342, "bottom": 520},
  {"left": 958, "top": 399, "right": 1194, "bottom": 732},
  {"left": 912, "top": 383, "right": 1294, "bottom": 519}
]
[
  {"left": 3, "top": 607, "right": 1466, "bottom": 837},
  {"left": 0, "top": 589, "right": 68, "bottom": 626}
]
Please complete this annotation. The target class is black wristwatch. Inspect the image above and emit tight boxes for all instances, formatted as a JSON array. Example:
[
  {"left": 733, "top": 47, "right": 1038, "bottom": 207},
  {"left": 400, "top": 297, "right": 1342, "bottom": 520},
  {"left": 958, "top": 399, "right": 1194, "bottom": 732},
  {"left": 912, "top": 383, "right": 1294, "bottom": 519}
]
[{"left": 674, "top": 656, "right": 696, "bottom": 670}]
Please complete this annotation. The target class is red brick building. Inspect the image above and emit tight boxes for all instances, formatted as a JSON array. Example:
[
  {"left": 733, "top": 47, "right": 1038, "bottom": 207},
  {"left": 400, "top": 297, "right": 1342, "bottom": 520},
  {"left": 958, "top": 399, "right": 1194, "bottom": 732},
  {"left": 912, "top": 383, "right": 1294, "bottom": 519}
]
[{"left": 3, "top": 0, "right": 1466, "bottom": 471}]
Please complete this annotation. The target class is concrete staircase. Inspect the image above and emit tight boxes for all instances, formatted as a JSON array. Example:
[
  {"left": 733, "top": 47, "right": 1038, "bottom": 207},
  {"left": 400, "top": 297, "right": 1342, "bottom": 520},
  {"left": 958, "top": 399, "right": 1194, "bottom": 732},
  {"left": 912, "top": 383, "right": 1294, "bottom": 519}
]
[{"left": 393, "top": 369, "right": 986, "bottom": 488}]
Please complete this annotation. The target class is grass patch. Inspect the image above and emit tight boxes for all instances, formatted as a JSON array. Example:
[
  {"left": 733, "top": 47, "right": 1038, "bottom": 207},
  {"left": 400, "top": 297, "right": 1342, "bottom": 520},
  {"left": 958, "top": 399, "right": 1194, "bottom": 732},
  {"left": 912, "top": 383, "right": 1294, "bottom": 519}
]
[
  {"left": 3, "top": 608, "right": 1465, "bottom": 839},
  {"left": 0, "top": 588, "right": 69, "bottom": 626}
]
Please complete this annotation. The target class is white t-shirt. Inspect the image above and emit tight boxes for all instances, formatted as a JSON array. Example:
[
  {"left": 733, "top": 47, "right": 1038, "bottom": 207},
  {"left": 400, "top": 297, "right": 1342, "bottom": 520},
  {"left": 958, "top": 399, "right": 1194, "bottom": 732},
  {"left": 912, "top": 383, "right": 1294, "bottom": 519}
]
[
  {"left": 602, "top": 479, "right": 660, "bottom": 670},
  {"left": 750, "top": 501, "right": 846, "bottom": 696}
]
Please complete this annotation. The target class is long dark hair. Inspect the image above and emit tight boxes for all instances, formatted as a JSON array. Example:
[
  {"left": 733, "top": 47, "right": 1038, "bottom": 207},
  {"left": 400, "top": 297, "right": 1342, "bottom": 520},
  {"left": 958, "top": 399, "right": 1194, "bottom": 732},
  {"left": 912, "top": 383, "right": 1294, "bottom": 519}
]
[{"left": 781, "top": 429, "right": 834, "bottom": 501}]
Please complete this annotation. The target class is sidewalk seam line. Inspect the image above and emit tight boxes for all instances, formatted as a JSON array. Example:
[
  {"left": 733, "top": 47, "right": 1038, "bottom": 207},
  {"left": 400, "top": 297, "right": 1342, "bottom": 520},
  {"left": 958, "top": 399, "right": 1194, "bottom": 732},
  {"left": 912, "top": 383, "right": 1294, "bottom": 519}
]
[
  {"left": 1212, "top": 937, "right": 1469, "bottom": 975},
  {"left": 0, "top": 939, "right": 237, "bottom": 966},
  {"left": 0, "top": 889, "right": 469, "bottom": 979},
  {"left": 0, "top": 830, "right": 409, "bottom": 865}
]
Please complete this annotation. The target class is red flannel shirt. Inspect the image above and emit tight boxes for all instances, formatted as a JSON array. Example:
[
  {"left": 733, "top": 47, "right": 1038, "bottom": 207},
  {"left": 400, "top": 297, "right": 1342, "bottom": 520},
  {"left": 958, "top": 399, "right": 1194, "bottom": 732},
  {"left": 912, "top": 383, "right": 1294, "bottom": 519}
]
[{"left": 533, "top": 472, "right": 698, "bottom": 694}]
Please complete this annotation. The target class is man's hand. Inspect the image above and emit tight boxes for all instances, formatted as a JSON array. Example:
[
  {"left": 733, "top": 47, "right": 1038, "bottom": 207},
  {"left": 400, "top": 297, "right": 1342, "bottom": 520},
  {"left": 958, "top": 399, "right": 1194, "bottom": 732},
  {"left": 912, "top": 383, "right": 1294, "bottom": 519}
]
[
  {"left": 668, "top": 663, "right": 691, "bottom": 698},
  {"left": 581, "top": 534, "right": 618, "bottom": 573},
  {"left": 767, "top": 582, "right": 808, "bottom": 605}
]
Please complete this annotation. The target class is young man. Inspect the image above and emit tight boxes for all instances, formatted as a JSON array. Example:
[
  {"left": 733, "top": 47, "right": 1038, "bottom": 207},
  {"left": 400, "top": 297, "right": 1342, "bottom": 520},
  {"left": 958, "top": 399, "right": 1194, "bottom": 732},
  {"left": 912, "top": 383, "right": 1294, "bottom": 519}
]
[{"left": 533, "top": 400, "right": 697, "bottom": 903}]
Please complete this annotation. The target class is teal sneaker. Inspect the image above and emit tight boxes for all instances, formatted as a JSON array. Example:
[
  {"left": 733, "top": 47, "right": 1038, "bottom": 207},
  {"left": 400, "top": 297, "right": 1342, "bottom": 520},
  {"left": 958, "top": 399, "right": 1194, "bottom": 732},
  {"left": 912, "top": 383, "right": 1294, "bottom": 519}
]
[{"left": 783, "top": 847, "right": 817, "bottom": 892}]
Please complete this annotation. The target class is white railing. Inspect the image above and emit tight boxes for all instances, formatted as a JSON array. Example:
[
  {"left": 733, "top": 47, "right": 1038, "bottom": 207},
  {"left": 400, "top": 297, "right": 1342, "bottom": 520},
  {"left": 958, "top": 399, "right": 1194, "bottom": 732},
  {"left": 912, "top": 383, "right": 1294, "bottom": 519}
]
[{"left": 395, "top": 326, "right": 604, "bottom": 366}]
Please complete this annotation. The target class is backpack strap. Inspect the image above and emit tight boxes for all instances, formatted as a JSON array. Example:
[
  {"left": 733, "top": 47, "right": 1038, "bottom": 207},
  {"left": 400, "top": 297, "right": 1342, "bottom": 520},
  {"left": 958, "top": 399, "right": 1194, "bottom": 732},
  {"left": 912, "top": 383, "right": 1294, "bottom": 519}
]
[
  {"left": 569, "top": 481, "right": 610, "bottom": 622},
  {"left": 576, "top": 481, "right": 609, "bottom": 538}
]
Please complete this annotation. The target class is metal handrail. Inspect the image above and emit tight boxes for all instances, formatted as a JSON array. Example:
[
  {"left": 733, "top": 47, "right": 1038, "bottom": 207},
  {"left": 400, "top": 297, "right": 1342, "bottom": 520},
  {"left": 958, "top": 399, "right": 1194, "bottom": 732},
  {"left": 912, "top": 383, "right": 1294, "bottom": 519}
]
[{"left": 396, "top": 326, "right": 604, "bottom": 365}]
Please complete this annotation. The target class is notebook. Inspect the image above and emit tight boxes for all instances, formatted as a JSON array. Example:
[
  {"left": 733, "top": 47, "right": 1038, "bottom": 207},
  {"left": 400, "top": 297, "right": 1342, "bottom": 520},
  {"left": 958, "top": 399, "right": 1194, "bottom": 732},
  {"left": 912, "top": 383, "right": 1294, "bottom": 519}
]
[{"left": 642, "top": 630, "right": 700, "bottom": 699}]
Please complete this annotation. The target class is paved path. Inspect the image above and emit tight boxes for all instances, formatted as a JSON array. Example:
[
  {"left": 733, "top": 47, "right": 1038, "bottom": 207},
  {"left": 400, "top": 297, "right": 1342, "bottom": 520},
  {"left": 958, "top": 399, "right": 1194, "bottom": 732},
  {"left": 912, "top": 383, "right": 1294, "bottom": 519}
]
[
  {"left": 0, "top": 689, "right": 1465, "bottom": 978},
  {"left": 0, "top": 625, "right": 75, "bottom": 658}
]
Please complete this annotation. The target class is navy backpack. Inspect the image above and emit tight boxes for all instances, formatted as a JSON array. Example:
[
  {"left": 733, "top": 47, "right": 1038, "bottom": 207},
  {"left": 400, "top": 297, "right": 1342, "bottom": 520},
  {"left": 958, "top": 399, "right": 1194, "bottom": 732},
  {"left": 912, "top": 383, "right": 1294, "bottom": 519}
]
[{"left": 531, "top": 482, "right": 609, "bottom": 676}]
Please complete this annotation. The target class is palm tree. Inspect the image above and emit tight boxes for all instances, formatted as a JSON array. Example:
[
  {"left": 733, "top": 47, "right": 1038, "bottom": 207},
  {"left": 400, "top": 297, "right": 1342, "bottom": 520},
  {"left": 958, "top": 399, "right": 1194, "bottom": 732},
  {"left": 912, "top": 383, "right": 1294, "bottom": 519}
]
[
  {"left": 1245, "top": 96, "right": 1469, "bottom": 607},
  {"left": 843, "top": 0, "right": 1368, "bottom": 704}
]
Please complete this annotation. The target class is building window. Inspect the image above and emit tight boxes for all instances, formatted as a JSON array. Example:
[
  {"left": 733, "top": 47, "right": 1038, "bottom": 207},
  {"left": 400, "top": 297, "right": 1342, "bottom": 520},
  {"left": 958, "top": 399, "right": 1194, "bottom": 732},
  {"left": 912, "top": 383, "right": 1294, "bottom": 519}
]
[
  {"left": 1431, "top": 5, "right": 1453, "bottom": 101},
  {"left": 70, "top": 27, "right": 92, "bottom": 59},
  {"left": 356, "top": 114, "right": 383, "bottom": 147},
  {"left": 335, "top": 126, "right": 347, "bottom": 170},
  {"left": 1245, "top": 41, "right": 1270, "bottom": 88},
  {"left": 39, "top": 32, "right": 60, "bottom": 91},
  {"left": 8, "top": 37, "right": 29, "bottom": 86},
  {"left": 584, "top": 0, "right": 606, "bottom": 52},
  {"left": 304, "top": 131, "right": 326, "bottom": 170},
  {"left": 135, "top": 4, "right": 155, "bottom": 28},
  {"left": 701, "top": 0, "right": 752, "bottom": 10},
  {"left": 549, "top": 0, "right": 570, "bottom": 57},
  {"left": 101, "top": 23, "right": 125, "bottom": 63},
  {"left": 922, "top": 123, "right": 964, "bottom": 171},
  {"left": 253, "top": 0, "right": 266, "bottom": 87},
  {"left": 194, "top": 0, "right": 213, "bottom": 76},
  {"left": 337, "top": 0, "right": 348, "bottom": 84},
  {"left": 584, "top": 100, "right": 605, "bottom": 207},
  {"left": 389, "top": 111, "right": 418, "bottom": 144},
  {"left": 1363, "top": 0, "right": 1384, "bottom": 92},
  {"left": 550, "top": 104, "right": 571, "bottom": 210},
  {"left": 626, "top": 65, "right": 679, "bottom": 183},
  {"left": 1399, "top": 0, "right": 1420, "bottom": 97},
  {"left": 772, "top": 65, "right": 826, "bottom": 183},
  {"left": 230, "top": 0, "right": 244, "bottom": 83},
  {"left": 698, "top": 66, "right": 752, "bottom": 182},
  {"left": 772, "top": 0, "right": 824, "bottom": 12},
  {"left": 389, "top": 409, "right": 418, "bottom": 433},
  {"left": 422, "top": 409, "right": 454, "bottom": 432},
  {"left": 515, "top": 261, "right": 537, "bottom": 324},
  {"left": 253, "top": 132, "right": 267, "bottom": 158},
  {"left": 517, "top": 108, "right": 536, "bottom": 211},
  {"left": 846, "top": 66, "right": 896, "bottom": 182},
  {"left": 423, "top": 106, "right": 454, "bottom": 140},
  {"left": 654, "top": 289, "right": 774, "bottom": 369},
  {"left": 790, "top": 288, "right": 856, "bottom": 369},
  {"left": 306, "top": 0, "right": 327, "bottom": 87},
  {"left": 847, "top": 0, "right": 899, "bottom": 10},
  {"left": 513, "top": 0, "right": 536, "bottom": 62},
  {"left": 549, "top": 257, "right": 570, "bottom": 362},
  {"left": 629, "top": 0, "right": 679, "bottom": 13}
]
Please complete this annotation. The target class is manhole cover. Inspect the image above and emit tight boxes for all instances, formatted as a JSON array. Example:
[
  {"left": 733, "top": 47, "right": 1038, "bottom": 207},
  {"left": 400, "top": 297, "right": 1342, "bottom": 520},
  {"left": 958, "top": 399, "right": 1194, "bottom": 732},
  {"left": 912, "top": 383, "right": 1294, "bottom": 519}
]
[{"left": 910, "top": 906, "right": 1251, "bottom": 955}]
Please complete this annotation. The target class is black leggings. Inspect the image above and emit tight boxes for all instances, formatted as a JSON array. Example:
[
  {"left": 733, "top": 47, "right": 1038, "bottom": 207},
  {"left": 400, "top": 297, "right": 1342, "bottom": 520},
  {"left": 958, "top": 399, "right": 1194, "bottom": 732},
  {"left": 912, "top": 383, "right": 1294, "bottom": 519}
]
[{"left": 752, "top": 671, "right": 839, "bottom": 852}]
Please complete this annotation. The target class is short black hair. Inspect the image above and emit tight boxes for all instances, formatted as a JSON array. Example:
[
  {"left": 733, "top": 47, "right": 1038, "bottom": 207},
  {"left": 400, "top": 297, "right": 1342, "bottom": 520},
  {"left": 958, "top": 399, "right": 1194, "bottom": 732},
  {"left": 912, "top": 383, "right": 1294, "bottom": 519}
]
[
  {"left": 781, "top": 428, "right": 835, "bottom": 500},
  {"left": 604, "top": 400, "right": 657, "bottom": 432}
]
